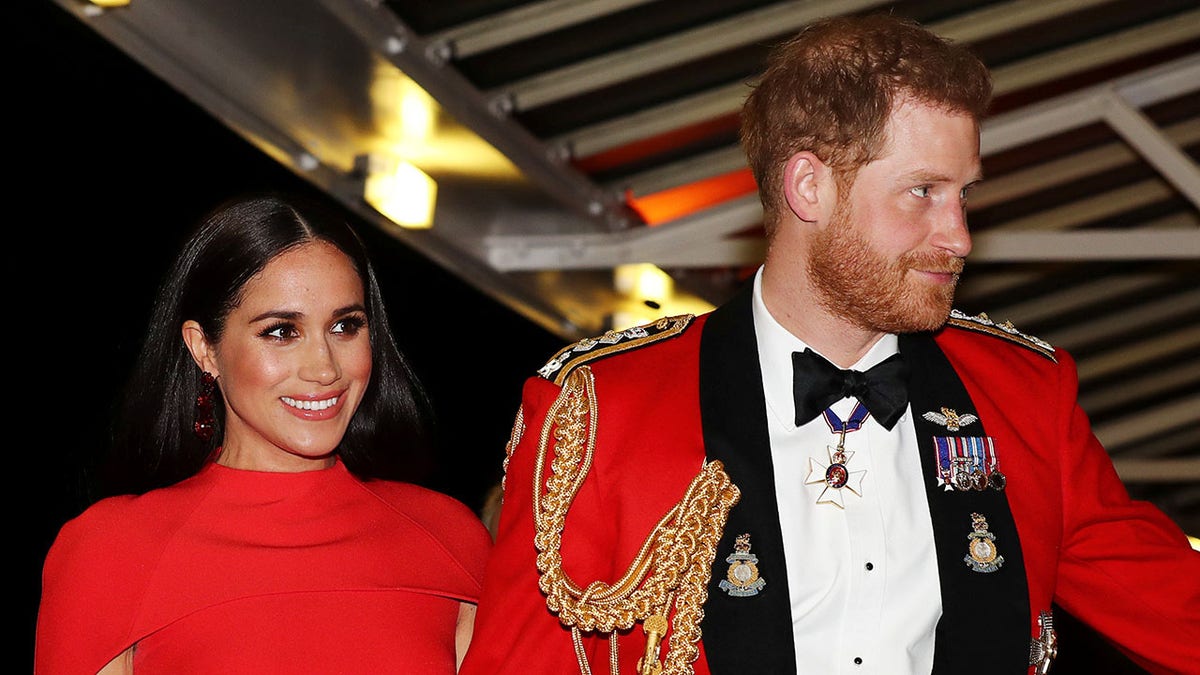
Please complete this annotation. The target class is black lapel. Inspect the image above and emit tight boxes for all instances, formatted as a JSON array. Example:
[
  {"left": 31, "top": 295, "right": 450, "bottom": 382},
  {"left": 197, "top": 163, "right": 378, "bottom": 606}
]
[
  {"left": 900, "top": 333, "right": 1030, "bottom": 674},
  {"left": 699, "top": 282, "right": 797, "bottom": 675}
]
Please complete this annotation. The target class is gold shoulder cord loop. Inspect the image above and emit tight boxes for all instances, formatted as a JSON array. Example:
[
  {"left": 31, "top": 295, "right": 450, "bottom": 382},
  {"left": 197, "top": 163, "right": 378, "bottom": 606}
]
[
  {"left": 500, "top": 404, "right": 525, "bottom": 493},
  {"left": 533, "top": 367, "right": 741, "bottom": 675}
]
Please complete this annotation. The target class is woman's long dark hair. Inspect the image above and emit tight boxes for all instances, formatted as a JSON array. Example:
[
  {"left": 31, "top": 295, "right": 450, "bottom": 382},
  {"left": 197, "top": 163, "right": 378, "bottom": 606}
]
[{"left": 100, "top": 192, "right": 433, "bottom": 496}]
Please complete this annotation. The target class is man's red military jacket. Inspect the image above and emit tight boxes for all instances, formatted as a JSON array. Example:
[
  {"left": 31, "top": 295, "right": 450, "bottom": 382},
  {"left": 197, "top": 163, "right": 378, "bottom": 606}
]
[{"left": 461, "top": 285, "right": 1199, "bottom": 675}]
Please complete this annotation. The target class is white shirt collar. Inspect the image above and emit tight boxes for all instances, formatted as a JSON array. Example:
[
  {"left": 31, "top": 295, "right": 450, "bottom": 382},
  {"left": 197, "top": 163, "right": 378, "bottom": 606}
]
[{"left": 750, "top": 266, "right": 899, "bottom": 428}]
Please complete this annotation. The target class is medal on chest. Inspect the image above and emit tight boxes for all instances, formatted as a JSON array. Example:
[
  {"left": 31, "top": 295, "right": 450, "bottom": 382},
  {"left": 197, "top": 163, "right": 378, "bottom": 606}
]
[
  {"left": 804, "top": 403, "right": 869, "bottom": 508},
  {"left": 964, "top": 511, "right": 1005, "bottom": 573},
  {"left": 718, "top": 533, "right": 767, "bottom": 597}
]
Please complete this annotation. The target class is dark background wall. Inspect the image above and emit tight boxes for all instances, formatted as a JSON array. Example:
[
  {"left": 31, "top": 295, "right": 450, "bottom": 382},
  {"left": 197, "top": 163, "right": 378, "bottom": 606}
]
[
  {"left": 17, "top": 3, "right": 1153, "bottom": 674},
  {"left": 17, "top": 2, "right": 561, "bottom": 671}
]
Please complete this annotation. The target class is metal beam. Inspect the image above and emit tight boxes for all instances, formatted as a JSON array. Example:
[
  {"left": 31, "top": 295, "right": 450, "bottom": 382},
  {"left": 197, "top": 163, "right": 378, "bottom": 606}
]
[
  {"left": 1113, "top": 457, "right": 1200, "bottom": 482},
  {"left": 990, "top": 275, "right": 1190, "bottom": 329},
  {"left": 988, "top": 10, "right": 1200, "bottom": 96},
  {"left": 1076, "top": 324, "right": 1200, "bottom": 382},
  {"left": 971, "top": 229, "right": 1200, "bottom": 261},
  {"left": 1111, "top": 425, "right": 1200, "bottom": 460},
  {"left": 1044, "top": 288, "right": 1200, "bottom": 351},
  {"left": 486, "top": 225, "right": 1200, "bottom": 271},
  {"left": 572, "top": 44, "right": 1200, "bottom": 212},
  {"left": 982, "top": 54, "right": 1200, "bottom": 154},
  {"left": 1093, "top": 392, "right": 1200, "bottom": 449},
  {"left": 485, "top": 53, "right": 1200, "bottom": 271},
  {"left": 317, "top": 0, "right": 630, "bottom": 228},
  {"left": 931, "top": 0, "right": 1120, "bottom": 43},
  {"left": 427, "top": 0, "right": 658, "bottom": 59},
  {"left": 492, "top": 0, "right": 889, "bottom": 112},
  {"left": 611, "top": 145, "right": 748, "bottom": 198},
  {"left": 1102, "top": 91, "right": 1200, "bottom": 209},
  {"left": 559, "top": 3, "right": 1198, "bottom": 160},
  {"left": 484, "top": 195, "right": 766, "bottom": 270},
  {"left": 996, "top": 180, "right": 1184, "bottom": 232},
  {"left": 485, "top": 231, "right": 766, "bottom": 270},
  {"left": 1081, "top": 358, "right": 1200, "bottom": 414},
  {"left": 614, "top": 114, "right": 1200, "bottom": 204},
  {"left": 560, "top": 82, "right": 746, "bottom": 160},
  {"left": 971, "top": 119, "right": 1200, "bottom": 210}
]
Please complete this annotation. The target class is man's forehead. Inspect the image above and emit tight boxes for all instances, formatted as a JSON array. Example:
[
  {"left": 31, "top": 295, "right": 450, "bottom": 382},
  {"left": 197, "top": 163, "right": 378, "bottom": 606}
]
[{"left": 855, "top": 104, "right": 983, "bottom": 185}]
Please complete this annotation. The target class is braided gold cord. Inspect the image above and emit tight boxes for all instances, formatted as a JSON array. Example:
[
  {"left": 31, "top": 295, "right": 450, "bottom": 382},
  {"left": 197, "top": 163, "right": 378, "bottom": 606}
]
[
  {"left": 533, "top": 367, "right": 740, "bottom": 675},
  {"left": 611, "top": 632, "right": 621, "bottom": 675},
  {"left": 572, "top": 628, "right": 593, "bottom": 675},
  {"left": 500, "top": 405, "right": 525, "bottom": 492}
]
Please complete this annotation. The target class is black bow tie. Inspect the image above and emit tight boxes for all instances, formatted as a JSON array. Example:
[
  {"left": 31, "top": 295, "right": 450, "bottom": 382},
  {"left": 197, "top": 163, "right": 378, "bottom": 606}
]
[{"left": 792, "top": 348, "right": 910, "bottom": 431}]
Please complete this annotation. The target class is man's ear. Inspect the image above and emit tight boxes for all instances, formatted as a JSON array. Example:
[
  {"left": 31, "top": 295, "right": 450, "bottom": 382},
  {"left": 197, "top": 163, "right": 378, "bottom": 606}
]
[
  {"left": 181, "top": 320, "right": 218, "bottom": 377},
  {"left": 782, "top": 151, "right": 828, "bottom": 223}
]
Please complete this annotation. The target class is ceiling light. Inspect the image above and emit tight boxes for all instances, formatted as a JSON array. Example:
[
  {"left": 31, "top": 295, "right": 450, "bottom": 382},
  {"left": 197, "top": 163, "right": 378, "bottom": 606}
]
[
  {"left": 363, "top": 155, "right": 437, "bottom": 230},
  {"left": 611, "top": 264, "right": 715, "bottom": 331}
]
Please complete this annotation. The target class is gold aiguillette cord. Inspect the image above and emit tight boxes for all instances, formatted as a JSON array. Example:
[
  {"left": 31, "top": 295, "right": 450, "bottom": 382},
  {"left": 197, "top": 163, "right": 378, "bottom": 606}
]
[{"left": 533, "top": 367, "right": 740, "bottom": 675}]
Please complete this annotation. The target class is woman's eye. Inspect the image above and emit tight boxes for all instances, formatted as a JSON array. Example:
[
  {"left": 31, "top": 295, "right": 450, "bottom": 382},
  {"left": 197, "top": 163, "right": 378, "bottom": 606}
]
[
  {"left": 910, "top": 185, "right": 931, "bottom": 198},
  {"left": 332, "top": 315, "right": 367, "bottom": 336},
  {"left": 260, "top": 323, "right": 299, "bottom": 340}
]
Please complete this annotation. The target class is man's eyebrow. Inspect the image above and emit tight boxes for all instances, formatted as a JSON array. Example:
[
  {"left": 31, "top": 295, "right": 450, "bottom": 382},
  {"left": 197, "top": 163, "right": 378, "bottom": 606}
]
[{"left": 901, "top": 170, "right": 984, "bottom": 184}]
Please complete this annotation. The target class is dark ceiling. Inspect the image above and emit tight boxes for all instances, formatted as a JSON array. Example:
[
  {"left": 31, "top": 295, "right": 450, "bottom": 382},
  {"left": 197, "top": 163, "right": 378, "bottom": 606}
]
[{"left": 49, "top": 0, "right": 1199, "bottom": 534}]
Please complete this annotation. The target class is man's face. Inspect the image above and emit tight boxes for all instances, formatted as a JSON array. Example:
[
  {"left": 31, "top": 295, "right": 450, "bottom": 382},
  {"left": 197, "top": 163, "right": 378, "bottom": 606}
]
[{"left": 808, "top": 96, "right": 981, "bottom": 334}]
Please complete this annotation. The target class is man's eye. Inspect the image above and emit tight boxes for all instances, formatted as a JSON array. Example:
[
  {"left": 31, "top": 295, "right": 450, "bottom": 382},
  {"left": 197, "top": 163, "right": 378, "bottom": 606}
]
[{"left": 910, "top": 186, "right": 931, "bottom": 198}]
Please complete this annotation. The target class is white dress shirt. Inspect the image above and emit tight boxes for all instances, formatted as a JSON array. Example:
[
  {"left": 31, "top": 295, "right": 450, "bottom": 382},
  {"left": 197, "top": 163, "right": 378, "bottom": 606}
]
[{"left": 750, "top": 267, "right": 941, "bottom": 674}]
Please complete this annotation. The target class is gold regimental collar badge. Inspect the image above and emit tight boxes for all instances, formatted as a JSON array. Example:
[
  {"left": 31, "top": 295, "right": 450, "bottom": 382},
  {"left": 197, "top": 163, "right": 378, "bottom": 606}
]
[
  {"left": 964, "top": 512, "right": 1004, "bottom": 573},
  {"left": 718, "top": 533, "right": 766, "bottom": 597}
]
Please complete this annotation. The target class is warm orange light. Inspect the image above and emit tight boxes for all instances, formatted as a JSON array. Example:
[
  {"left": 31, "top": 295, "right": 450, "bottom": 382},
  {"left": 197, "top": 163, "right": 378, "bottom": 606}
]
[
  {"left": 574, "top": 114, "right": 741, "bottom": 174},
  {"left": 89, "top": 0, "right": 132, "bottom": 7},
  {"left": 627, "top": 168, "right": 757, "bottom": 225}
]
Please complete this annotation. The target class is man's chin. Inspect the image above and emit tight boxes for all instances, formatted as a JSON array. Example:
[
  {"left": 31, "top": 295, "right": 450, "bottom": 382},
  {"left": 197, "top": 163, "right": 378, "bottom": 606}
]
[
  {"left": 913, "top": 312, "right": 952, "bottom": 333},
  {"left": 874, "top": 300, "right": 954, "bottom": 334}
]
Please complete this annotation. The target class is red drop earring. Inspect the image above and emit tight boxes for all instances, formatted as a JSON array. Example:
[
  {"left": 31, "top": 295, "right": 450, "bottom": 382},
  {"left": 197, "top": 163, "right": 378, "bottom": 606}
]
[{"left": 193, "top": 371, "right": 216, "bottom": 441}]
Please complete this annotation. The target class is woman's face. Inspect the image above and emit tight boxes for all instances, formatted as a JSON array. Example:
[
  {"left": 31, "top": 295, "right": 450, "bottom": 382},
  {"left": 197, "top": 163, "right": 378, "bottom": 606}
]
[{"left": 187, "top": 241, "right": 373, "bottom": 471}]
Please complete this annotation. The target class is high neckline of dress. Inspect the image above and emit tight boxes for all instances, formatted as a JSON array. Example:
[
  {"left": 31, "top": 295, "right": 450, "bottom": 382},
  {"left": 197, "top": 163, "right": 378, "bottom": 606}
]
[{"left": 200, "top": 455, "right": 346, "bottom": 481}]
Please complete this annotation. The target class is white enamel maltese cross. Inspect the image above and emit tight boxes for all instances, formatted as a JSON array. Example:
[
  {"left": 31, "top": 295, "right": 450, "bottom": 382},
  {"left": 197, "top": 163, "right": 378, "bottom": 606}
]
[{"left": 804, "top": 445, "right": 866, "bottom": 508}]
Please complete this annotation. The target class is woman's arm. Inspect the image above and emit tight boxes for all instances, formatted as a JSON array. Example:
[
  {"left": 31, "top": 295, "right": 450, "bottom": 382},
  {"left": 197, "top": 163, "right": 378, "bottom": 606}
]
[
  {"left": 455, "top": 602, "right": 477, "bottom": 672},
  {"left": 97, "top": 647, "right": 133, "bottom": 675}
]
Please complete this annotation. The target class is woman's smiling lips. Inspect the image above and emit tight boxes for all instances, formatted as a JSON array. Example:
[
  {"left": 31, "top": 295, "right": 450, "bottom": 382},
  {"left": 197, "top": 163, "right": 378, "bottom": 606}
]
[{"left": 280, "top": 392, "right": 346, "bottom": 420}]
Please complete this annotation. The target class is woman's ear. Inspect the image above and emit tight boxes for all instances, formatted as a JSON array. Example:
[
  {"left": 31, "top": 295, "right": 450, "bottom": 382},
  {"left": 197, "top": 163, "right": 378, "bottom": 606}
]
[
  {"left": 782, "top": 151, "right": 828, "bottom": 223},
  {"left": 181, "top": 320, "right": 218, "bottom": 377}
]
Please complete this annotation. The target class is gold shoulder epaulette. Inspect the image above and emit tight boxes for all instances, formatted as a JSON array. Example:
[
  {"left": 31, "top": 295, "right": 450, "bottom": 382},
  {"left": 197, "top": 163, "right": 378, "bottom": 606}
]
[
  {"left": 946, "top": 309, "right": 1056, "bottom": 362},
  {"left": 537, "top": 314, "right": 695, "bottom": 385}
]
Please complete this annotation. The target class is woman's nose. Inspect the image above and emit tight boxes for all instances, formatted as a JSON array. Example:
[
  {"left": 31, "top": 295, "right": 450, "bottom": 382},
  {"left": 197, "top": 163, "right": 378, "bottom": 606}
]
[{"left": 298, "top": 338, "right": 340, "bottom": 385}]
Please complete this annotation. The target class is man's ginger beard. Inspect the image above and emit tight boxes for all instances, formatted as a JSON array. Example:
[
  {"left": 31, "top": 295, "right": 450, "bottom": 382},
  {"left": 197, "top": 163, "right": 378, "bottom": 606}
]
[{"left": 806, "top": 198, "right": 964, "bottom": 334}]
